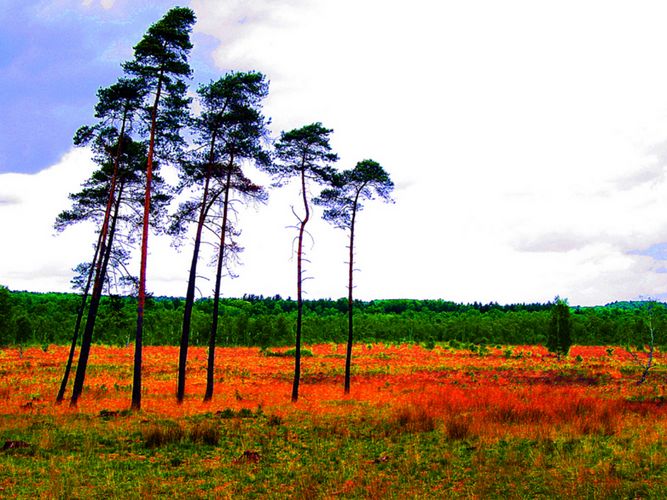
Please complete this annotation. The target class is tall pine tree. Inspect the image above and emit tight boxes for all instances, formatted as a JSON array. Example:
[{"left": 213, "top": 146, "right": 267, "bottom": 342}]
[
  {"left": 270, "top": 123, "right": 337, "bottom": 402},
  {"left": 122, "top": 6, "right": 195, "bottom": 410},
  {"left": 315, "top": 159, "right": 393, "bottom": 393},
  {"left": 65, "top": 78, "right": 146, "bottom": 407}
]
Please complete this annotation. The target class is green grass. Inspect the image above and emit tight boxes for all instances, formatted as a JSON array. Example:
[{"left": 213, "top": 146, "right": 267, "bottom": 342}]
[{"left": 0, "top": 410, "right": 665, "bottom": 498}]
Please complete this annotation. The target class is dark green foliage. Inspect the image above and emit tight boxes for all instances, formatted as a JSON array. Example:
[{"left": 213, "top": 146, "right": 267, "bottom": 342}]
[
  {"left": 4, "top": 290, "right": 666, "bottom": 348},
  {"left": 13, "top": 315, "right": 32, "bottom": 345},
  {"left": 0, "top": 286, "right": 13, "bottom": 342},
  {"left": 123, "top": 7, "right": 195, "bottom": 82},
  {"left": 121, "top": 7, "right": 195, "bottom": 161},
  {"left": 548, "top": 298, "right": 572, "bottom": 356},
  {"left": 270, "top": 123, "right": 338, "bottom": 182},
  {"left": 316, "top": 159, "right": 394, "bottom": 229}
]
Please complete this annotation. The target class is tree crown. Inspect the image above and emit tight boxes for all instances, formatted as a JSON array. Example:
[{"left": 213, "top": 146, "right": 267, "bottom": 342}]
[
  {"left": 315, "top": 159, "right": 394, "bottom": 229},
  {"left": 271, "top": 122, "right": 338, "bottom": 184},
  {"left": 122, "top": 7, "right": 196, "bottom": 83}
]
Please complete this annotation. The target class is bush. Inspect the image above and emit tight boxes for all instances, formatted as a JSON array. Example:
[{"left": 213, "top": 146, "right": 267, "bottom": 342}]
[
  {"left": 262, "top": 348, "right": 313, "bottom": 358},
  {"left": 445, "top": 414, "right": 472, "bottom": 440},
  {"left": 547, "top": 298, "right": 572, "bottom": 357}
]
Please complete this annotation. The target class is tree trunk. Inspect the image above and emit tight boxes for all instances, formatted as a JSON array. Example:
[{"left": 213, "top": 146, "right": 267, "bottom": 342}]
[
  {"left": 133, "top": 75, "right": 163, "bottom": 411},
  {"left": 204, "top": 160, "right": 233, "bottom": 402},
  {"left": 177, "top": 135, "right": 216, "bottom": 404},
  {"left": 344, "top": 195, "right": 359, "bottom": 394},
  {"left": 638, "top": 316, "right": 655, "bottom": 385},
  {"left": 56, "top": 232, "right": 102, "bottom": 403},
  {"left": 70, "top": 118, "right": 127, "bottom": 407},
  {"left": 292, "top": 165, "right": 309, "bottom": 402}
]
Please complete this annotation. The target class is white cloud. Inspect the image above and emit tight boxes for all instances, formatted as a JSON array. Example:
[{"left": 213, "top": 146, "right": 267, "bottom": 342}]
[
  {"left": 184, "top": 0, "right": 667, "bottom": 305},
  {"left": 0, "top": 148, "right": 97, "bottom": 292},
  {"left": 8, "top": 1, "right": 667, "bottom": 305}
]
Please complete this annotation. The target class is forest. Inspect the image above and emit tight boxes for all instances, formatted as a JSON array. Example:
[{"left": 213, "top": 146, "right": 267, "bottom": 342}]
[{"left": 1, "top": 286, "right": 664, "bottom": 350}]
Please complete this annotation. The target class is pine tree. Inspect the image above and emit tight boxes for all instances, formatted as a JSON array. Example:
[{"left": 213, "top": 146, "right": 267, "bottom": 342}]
[
  {"left": 315, "top": 159, "right": 393, "bottom": 393},
  {"left": 122, "top": 6, "right": 195, "bottom": 410},
  {"left": 171, "top": 71, "right": 270, "bottom": 403},
  {"left": 270, "top": 123, "right": 337, "bottom": 402},
  {"left": 64, "top": 77, "right": 146, "bottom": 406}
]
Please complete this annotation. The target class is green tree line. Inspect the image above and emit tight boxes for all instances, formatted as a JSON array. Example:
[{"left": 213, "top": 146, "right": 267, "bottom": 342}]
[{"left": 1, "top": 287, "right": 664, "bottom": 349}]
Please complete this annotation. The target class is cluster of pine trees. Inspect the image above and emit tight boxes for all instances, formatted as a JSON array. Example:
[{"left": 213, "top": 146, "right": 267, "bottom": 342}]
[{"left": 52, "top": 8, "right": 394, "bottom": 408}]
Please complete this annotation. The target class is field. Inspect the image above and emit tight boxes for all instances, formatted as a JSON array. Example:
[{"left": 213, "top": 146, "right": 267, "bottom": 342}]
[{"left": 0, "top": 343, "right": 665, "bottom": 498}]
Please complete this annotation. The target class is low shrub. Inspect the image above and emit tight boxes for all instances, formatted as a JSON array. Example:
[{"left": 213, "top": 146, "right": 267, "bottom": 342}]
[
  {"left": 142, "top": 422, "right": 185, "bottom": 448},
  {"left": 189, "top": 421, "right": 220, "bottom": 446},
  {"left": 390, "top": 405, "right": 436, "bottom": 434},
  {"left": 445, "top": 414, "right": 472, "bottom": 440}
]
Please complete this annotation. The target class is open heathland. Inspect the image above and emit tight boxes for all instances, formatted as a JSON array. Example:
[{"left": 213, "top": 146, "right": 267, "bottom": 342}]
[{"left": 0, "top": 343, "right": 665, "bottom": 498}]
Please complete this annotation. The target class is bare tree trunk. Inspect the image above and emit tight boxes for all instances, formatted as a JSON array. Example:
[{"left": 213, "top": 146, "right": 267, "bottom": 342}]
[
  {"left": 133, "top": 76, "right": 163, "bottom": 411},
  {"left": 292, "top": 166, "right": 309, "bottom": 402},
  {"left": 344, "top": 196, "right": 359, "bottom": 394},
  {"left": 56, "top": 232, "right": 102, "bottom": 403},
  {"left": 638, "top": 315, "right": 655, "bottom": 385},
  {"left": 70, "top": 118, "right": 127, "bottom": 407},
  {"left": 204, "top": 162, "right": 233, "bottom": 402}
]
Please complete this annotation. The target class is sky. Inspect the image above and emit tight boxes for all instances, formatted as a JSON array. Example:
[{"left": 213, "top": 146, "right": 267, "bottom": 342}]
[{"left": 3, "top": 0, "right": 667, "bottom": 306}]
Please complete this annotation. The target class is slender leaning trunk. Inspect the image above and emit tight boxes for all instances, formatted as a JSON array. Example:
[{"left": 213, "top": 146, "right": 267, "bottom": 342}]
[
  {"left": 133, "top": 76, "right": 163, "bottom": 411},
  {"left": 177, "top": 137, "right": 216, "bottom": 404},
  {"left": 56, "top": 232, "right": 102, "bottom": 403},
  {"left": 70, "top": 118, "right": 127, "bottom": 407},
  {"left": 292, "top": 165, "right": 309, "bottom": 402},
  {"left": 204, "top": 162, "right": 233, "bottom": 402}
]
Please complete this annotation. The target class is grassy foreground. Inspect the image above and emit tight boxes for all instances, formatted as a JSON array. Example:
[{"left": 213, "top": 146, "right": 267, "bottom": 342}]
[{"left": 0, "top": 343, "right": 665, "bottom": 498}]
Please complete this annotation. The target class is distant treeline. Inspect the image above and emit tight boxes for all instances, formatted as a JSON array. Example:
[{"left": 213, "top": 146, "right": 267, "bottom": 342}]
[{"left": 0, "top": 287, "right": 664, "bottom": 348}]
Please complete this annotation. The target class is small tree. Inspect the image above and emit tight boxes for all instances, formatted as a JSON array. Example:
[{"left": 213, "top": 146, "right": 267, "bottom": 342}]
[
  {"left": 270, "top": 123, "right": 338, "bottom": 402},
  {"left": 315, "top": 159, "right": 393, "bottom": 393},
  {"left": 627, "top": 300, "right": 661, "bottom": 384},
  {"left": 0, "top": 285, "right": 13, "bottom": 345},
  {"left": 547, "top": 297, "right": 572, "bottom": 358}
]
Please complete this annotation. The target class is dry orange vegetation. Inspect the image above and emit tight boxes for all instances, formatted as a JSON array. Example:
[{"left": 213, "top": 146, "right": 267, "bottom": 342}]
[
  {"left": 1, "top": 343, "right": 665, "bottom": 498},
  {"left": 1, "top": 343, "right": 664, "bottom": 440}
]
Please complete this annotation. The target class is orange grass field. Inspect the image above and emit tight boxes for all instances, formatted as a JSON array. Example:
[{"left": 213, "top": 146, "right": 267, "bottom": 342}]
[
  {"left": 1, "top": 343, "right": 665, "bottom": 437},
  {"left": 0, "top": 343, "right": 665, "bottom": 498}
]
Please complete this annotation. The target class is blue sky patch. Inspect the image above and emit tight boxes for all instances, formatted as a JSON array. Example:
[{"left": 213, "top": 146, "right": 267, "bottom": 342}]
[
  {"left": 0, "top": 1, "right": 210, "bottom": 174},
  {"left": 630, "top": 242, "right": 667, "bottom": 261}
]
